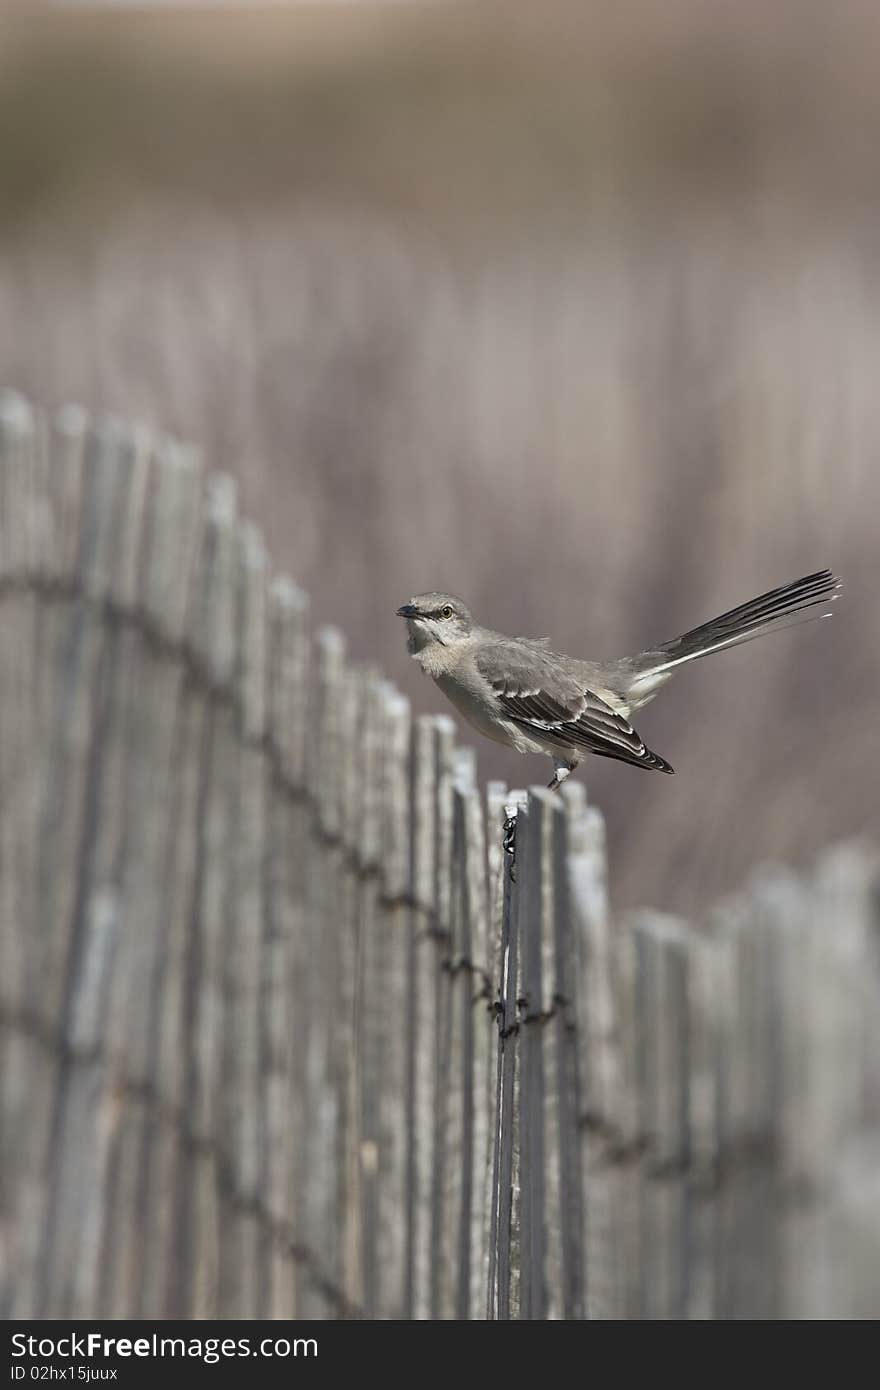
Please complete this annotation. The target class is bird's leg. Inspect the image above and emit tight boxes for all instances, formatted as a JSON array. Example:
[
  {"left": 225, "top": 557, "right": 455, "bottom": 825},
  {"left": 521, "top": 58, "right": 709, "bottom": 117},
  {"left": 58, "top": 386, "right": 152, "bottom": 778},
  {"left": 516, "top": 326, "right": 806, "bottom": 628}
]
[{"left": 547, "top": 758, "right": 573, "bottom": 793}]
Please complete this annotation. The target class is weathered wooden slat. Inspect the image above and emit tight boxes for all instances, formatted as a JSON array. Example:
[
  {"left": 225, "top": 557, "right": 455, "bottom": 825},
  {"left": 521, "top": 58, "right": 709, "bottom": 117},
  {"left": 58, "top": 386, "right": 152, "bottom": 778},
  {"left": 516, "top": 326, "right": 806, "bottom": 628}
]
[
  {"left": 295, "top": 625, "right": 347, "bottom": 1316},
  {"left": 427, "top": 718, "right": 458, "bottom": 1319},
  {"left": 0, "top": 394, "right": 39, "bottom": 1001},
  {"left": 485, "top": 781, "right": 508, "bottom": 999},
  {"left": 50, "top": 405, "right": 90, "bottom": 584},
  {"left": 0, "top": 395, "right": 47, "bottom": 1319},
  {"left": 711, "top": 887, "right": 782, "bottom": 1319},
  {"left": 632, "top": 911, "right": 692, "bottom": 1320},
  {"left": 223, "top": 519, "right": 270, "bottom": 1317},
  {"left": 434, "top": 752, "right": 469, "bottom": 1319},
  {"left": 42, "top": 889, "right": 121, "bottom": 1318},
  {"left": 333, "top": 646, "right": 364, "bottom": 1315},
  {"left": 517, "top": 791, "right": 550, "bottom": 1320},
  {"left": 482, "top": 779, "right": 508, "bottom": 1318},
  {"left": 15, "top": 405, "right": 77, "bottom": 1284},
  {"left": 145, "top": 688, "right": 210, "bottom": 1318},
  {"left": 683, "top": 928, "right": 721, "bottom": 1320},
  {"left": 91, "top": 426, "right": 169, "bottom": 1322},
  {"left": 186, "top": 474, "right": 240, "bottom": 1320},
  {"left": 0, "top": 390, "right": 38, "bottom": 579},
  {"left": 609, "top": 915, "right": 642, "bottom": 1319},
  {"left": 0, "top": 395, "right": 41, "bottom": 1037},
  {"left": 348, "top": 666, "right": 378, "bottom": 1314},
  {"left": 776, "top": 845, "right": 880, "bottom": 1318},
  {"left": 403, "top": 717, "right": 433, "bottom": 1312},
  {"left": 28, "top": 409, "right": 93, "bottom": 1045},
  {"left": 268, "top": 576, "right": 310, "bottom": 791},
  {"left": 261, "top": 578, "right": 309, "bottom": 1316},
  {"left": 135, "top": 440, "right": 206, "bottom": 1320},
  {"left": 566, "top": 798, "right": 624, "bottom": 1319},
  {"left": 461, "top": 766, "right": 491, "bottom": 1321},
  {"left": 552, "top": 784, "right": 587, "bottom": 1320},
  {"left": 262, "top": 783, "right": 297, "bottom": 1318},
  {"left": 374, "top": 683, "right": 411, "bottom": 1317},
  {"left": 265, "top": 573, "right": 312, "bottom": 1313},
  {"left": 142, "top": 438, "right": 203, "bottom": 645},
  {"left": 432, "top": 716, "right": 457, "bottom": 945},
  {"left": 39, "top": 414, "right": 149, "bottom": 1319},
  {"left": 436, "top": 748, "right": 486, "bottom": 1320},
  {"left": 490, "top": 789, "right": 527, "bottom": 1320},
  {"left": 405, "top": 714, "right": 438, "bottom": 1319}
]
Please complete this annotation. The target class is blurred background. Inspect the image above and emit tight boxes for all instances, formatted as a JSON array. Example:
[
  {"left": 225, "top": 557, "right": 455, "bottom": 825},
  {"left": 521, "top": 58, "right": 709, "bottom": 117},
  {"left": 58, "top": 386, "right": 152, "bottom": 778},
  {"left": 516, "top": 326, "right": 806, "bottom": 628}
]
[{"left": 2, "top": 1, "right": 877, "bottom": 918}]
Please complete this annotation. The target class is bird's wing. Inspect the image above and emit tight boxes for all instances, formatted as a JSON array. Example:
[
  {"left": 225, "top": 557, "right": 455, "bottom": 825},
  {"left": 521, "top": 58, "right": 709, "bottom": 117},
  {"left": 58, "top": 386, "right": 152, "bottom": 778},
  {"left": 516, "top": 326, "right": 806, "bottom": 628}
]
[{"left": 476, "top": 643, "right": 674, "bottom": 774}]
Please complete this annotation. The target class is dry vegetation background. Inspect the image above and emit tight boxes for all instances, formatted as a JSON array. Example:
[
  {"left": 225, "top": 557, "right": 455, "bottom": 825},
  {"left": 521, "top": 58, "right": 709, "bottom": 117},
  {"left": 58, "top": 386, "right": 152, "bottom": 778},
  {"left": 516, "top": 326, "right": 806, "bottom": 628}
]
[{"left": 1, "top": 3, "right": 877, "bottom": 917}]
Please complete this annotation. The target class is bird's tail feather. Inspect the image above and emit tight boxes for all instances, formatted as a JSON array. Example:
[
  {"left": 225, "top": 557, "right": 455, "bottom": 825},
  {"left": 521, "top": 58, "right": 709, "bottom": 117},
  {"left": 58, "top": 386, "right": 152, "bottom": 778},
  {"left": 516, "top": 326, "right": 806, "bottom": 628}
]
[{"left": 640, "top": 569, "right": 841, "bottom": 676}]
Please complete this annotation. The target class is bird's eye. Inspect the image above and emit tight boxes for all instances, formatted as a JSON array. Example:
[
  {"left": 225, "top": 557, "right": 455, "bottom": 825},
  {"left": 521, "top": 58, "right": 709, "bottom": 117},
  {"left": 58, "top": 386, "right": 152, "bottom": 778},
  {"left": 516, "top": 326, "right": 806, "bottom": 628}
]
[{"left": 441, "top": 605, "right": 454, "bottom": 619}]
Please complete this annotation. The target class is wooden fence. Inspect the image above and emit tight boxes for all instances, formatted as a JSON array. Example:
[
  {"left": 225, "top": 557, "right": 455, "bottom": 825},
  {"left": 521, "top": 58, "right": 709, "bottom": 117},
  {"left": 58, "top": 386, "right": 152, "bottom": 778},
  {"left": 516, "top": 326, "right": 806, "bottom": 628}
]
[{"left": 1, "top": 391, "right": 879, "bottom": 1320}]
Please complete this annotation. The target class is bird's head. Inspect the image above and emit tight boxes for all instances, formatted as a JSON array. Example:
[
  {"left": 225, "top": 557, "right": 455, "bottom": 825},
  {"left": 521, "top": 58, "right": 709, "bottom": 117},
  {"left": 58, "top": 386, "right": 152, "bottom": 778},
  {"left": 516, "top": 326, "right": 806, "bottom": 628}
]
[{"left": 396, "top": 592, "right": 473, "bottom": 656}]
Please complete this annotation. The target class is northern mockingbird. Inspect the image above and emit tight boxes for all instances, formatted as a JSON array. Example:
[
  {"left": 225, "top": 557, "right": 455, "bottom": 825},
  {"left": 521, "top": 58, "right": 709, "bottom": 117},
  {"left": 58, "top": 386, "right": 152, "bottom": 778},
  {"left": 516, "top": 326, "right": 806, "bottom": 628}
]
[{"left": 397, "top": 569, "right": 841, "bottom": 788}]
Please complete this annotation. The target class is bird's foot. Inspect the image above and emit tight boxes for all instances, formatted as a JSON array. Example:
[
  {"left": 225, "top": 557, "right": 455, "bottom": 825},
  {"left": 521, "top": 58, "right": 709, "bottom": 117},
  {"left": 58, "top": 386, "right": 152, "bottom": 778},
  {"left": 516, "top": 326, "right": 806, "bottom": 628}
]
[{"left": 548, "top": 759, "right": 573, "bottom": 794}]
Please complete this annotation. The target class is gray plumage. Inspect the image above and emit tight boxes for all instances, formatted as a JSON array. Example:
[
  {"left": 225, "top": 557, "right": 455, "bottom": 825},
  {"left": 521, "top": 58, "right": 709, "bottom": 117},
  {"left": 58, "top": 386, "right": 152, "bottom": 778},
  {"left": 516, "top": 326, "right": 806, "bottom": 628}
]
[{"left": 396, "top": 570, "right": 841, "bottom": 788}]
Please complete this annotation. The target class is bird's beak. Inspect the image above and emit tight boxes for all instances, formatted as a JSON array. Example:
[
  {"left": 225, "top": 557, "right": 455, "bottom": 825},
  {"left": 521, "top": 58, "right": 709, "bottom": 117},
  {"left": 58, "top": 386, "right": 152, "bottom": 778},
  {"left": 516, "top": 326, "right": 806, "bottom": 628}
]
[{"left": 396, "top": 604, "right": 419, "bottom": 618}]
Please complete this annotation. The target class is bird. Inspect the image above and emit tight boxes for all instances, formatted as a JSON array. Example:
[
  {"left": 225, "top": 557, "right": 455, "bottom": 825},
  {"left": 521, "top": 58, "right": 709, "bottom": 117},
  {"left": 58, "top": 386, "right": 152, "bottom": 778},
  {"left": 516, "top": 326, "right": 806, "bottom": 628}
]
[{"left": 396, "top": 569, "right": 842, "bottom": 789}]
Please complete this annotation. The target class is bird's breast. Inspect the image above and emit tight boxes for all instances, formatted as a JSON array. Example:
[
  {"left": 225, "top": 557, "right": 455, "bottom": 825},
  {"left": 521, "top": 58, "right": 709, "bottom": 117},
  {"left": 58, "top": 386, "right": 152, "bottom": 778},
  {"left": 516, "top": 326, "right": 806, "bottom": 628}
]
[
  {"left": 433, "top": 672, "right": 555, "bottom": 756},
  {"left": 433, "top": 673, "right": 515, "bottom": 747}
]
